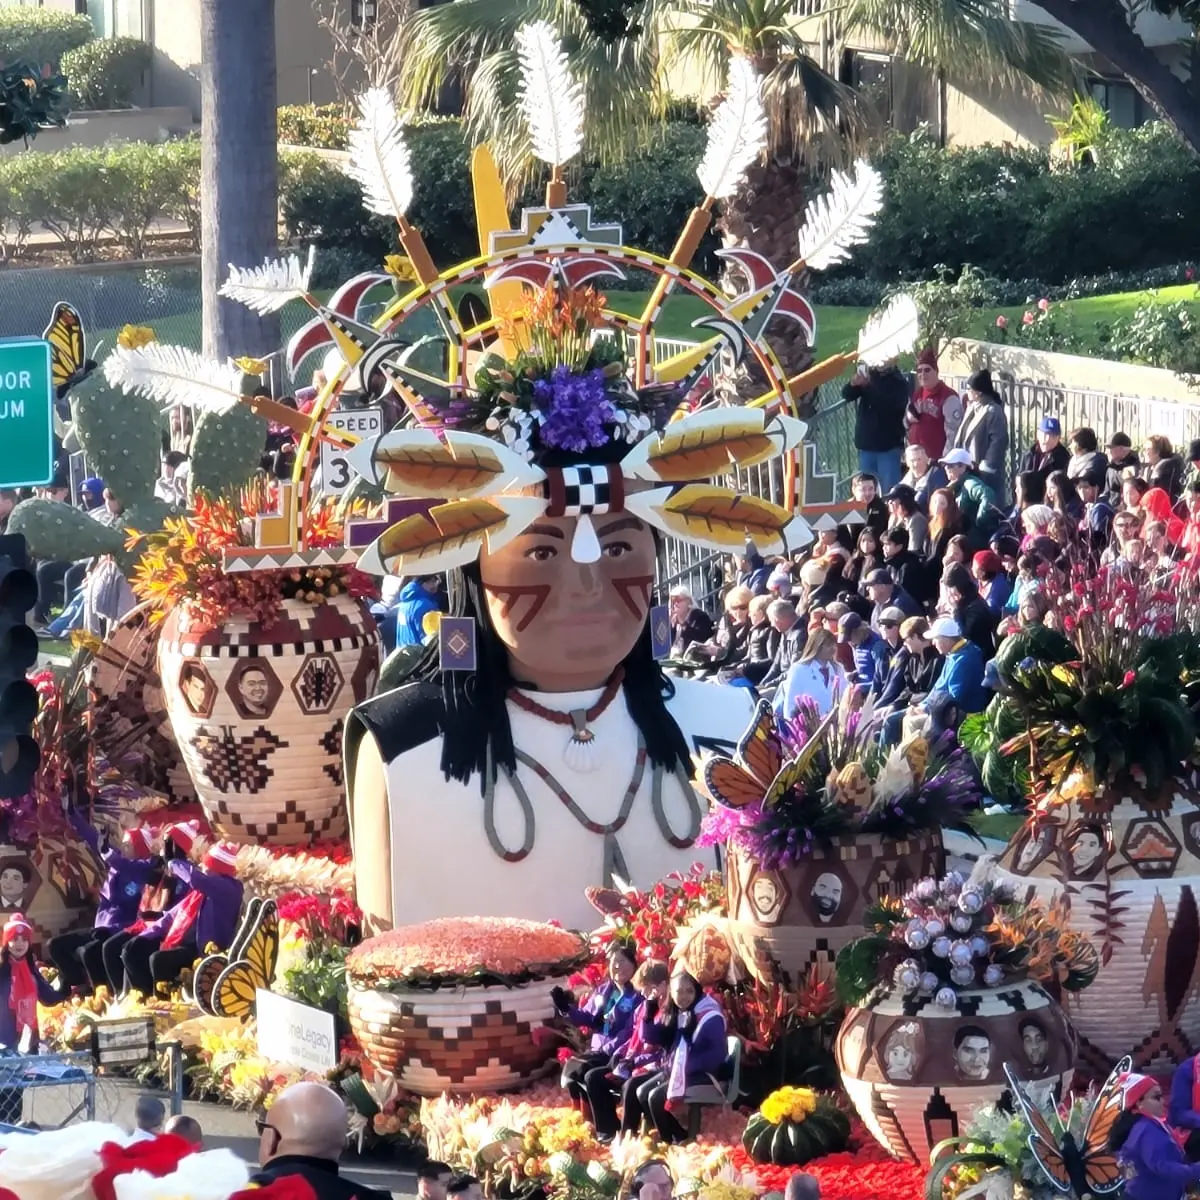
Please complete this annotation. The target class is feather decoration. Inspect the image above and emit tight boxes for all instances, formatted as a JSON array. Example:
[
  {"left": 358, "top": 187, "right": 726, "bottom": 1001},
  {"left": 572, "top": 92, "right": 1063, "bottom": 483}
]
[
  {"left": 103, "top": 343, "right": 245, "bottom": 412},
  {"left": 855, "top": 293, "right": 920, "bottom": 367},
  {"left": 795, "top": 159, "right": 884, "bottom": 272},
  {"left": 515, "top": 20, "right": 584, "bottom": 168},
  {"left": 219, "top": 245, "right": 316, "bottom": 315},
  {"left": 344, "top": 86, "right": 414, "bottom": 220},
  {"left": 697, "top": 56, "right": 767, "bottom": 201}
]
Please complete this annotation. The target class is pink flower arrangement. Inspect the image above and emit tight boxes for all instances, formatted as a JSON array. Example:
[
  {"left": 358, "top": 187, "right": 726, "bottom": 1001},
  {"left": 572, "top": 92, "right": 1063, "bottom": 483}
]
[
  {"left": 1022, "top": 311, "right": 1036, "bottom": 326},
  {"left": 995, "top": 315, "right": 1008, "bottom": 329},
  {"left": 346, "top": 917, "right": 589, "bottom": 988},
  {"left": 1038, "top": 297, "right": 1050, "bottom": 312}
]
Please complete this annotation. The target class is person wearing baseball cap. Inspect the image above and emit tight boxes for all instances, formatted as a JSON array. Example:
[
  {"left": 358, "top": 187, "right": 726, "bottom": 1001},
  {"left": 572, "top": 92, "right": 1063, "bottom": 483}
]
[
  {"left": 838, "top": 611, "right": 887, "bottom": 692},
  {"left": 905, "top": 348, "right": 964, "bottom": 463},
  {"left": 1019, "top": 415, "right": 1070, "bottom": 483},
  {"left": 1104, "top": 431, "right": 1139, "bottom": 508},
  {"left": 863, "top": 566, "right": 921, "bottom": 632},
  {"left": 49, "top": 817, "right": 160, "bottom": 997},
  {"left": 876, "top": 616, "right": 942, "bottom": 744},
  {"left": 1110, "top": 1071, "right": 1200, "bottom": 1199},
  {"left": 939, "top": 449, "right": 1002, "bottom": 550},
  {"left": 118, "top": 841, "right": 245, "bottom": 999},
  {"left": 925, "top": 615, "right": 987, "bottom": 716}
]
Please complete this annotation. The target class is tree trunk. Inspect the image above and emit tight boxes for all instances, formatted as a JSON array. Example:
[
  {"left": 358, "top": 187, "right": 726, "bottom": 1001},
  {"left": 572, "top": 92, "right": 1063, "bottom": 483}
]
[
  {"left": 201, "top": 0, "right": 281, "bottom": 361},
  {"left": 1034, "top": 0, "right": 1200, "bottom": 155}
]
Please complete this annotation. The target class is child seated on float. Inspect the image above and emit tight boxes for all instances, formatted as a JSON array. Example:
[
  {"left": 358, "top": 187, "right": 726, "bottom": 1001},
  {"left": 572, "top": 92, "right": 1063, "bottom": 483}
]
[
  {"left": 553, "top": 945, "right": 641, "bottom": 1113},
  {"left": 1110, "top": 1073, "right": 1200, "bottom": 1200},
  {"left": 618, "top": 968, "right": 728, "bottom": 1145},
  {"left": 584, "top": 959, "right": 671, "bottom": 1142}
]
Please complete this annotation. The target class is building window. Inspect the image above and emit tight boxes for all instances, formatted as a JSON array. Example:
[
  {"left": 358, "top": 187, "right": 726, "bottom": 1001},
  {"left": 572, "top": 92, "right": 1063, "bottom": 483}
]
[
  {"left": 351, "top": 0, "right": 377, "bottom": 27},
  {"left": 1087, "top": 78, "right": 1147, "bottom": 129},
  {"left": 841, "top": 49, "right": 895, "bottom": 125}
]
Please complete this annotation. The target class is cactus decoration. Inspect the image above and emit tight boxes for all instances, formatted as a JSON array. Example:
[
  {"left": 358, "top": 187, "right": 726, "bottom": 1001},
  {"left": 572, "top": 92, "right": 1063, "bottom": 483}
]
[{"left": 9, "top": 316, "right": 267, "bottom": 569}]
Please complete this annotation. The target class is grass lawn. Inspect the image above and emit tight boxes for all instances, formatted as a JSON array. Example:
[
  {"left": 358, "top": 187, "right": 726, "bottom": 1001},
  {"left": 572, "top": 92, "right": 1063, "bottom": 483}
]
[{"left": 968, "top": 809, "right": 1025, "bottom": 843}]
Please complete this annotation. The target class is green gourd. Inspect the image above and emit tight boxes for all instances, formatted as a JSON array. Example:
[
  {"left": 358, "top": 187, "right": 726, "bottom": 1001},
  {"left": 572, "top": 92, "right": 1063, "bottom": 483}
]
[{"left": 742, "top": 1105, "right": 851, "bottom": 1167}]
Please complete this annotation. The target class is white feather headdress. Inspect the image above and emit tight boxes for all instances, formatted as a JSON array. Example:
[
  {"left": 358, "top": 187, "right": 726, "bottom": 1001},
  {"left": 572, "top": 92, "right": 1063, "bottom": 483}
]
[
  {"left": 220, "top": 245, "right": 315, "bottom": 315},
  {"left": 796, "top": 159, "right": 884, "bottom": 271},
  {"left": 103, "top": 344, "right": 246, "bottom": 413},
  {"left": 697, "top": 56, "right": 767, "bottom": 202},
  {"left": 515, "top": 20, "right": 584, "bottom": 169},
  {"left": 344, "top": 86, "right": 414, "bottom": 220},
  {"left": 854, "top": 293, "right": 920, "bottom": 367}
]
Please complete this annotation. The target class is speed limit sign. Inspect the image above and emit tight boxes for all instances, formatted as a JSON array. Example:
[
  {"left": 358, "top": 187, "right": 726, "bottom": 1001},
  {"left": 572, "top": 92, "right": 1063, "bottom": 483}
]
[{"left": 319, "top": 407, "right": 383, "bottom": 495}]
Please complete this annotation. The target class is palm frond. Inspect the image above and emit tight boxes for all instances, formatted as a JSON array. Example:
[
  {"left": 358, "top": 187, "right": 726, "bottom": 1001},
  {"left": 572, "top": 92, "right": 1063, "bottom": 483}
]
[{"left": 843, "top": 0, "right": 1074, "bottom": 93}]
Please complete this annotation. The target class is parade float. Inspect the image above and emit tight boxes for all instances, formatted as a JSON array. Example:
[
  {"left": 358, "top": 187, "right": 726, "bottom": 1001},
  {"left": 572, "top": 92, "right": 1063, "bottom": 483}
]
[{"left": 974, "top": 563, "right": 1200, "bottom": 1073}]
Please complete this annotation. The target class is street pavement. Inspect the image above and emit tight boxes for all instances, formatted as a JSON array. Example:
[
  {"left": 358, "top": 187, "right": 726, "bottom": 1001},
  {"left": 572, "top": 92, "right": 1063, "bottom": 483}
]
[{"left": 19, "top": 1083, "right": 417, "bottom": 1198}]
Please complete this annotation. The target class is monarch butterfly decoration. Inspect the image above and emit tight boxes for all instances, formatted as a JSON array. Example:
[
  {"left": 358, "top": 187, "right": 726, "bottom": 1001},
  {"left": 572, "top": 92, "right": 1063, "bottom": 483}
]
[
  {"left": 42, "top": 302, "right": 98, "bottom": 400},
  {"left": 193, "top": 898, "right": 279, "bottom": 1021},
  {"left": 1003, "top": 1056, "right": 1130, "bottom": 1197}
]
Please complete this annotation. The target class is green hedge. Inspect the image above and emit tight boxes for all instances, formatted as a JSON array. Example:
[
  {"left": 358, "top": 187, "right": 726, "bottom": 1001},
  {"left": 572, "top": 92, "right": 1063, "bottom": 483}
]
[
  {"left": 0, "top": 8, "right": 93, "bottom": 68},
  {"left": 277, "top": 104, "right": 349, "bottom": 150},
  {"left": 62, "top": 36, "right": 151, "bottom": 110}
]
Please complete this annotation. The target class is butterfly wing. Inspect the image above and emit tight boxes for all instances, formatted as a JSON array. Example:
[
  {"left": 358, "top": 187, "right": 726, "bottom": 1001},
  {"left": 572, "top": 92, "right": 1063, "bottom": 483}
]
[
  {"left": 736, "top": 701, "right": 784, "bottom": 787},
  {"left": 1075, "top": 1056, "right": 1133, "bottom": 1195},
  {"left": 243, "top": 900, "right": 279, "bottom": 990},
  {"left": 226, "top": 895, "right": 264, "bottom": 962},
  {"left": 211, "top": 960, "right": 257, "bottom": 1021},
  {"left": 702, "top": 756, "right": 766, "bottom": 808},
  {"left": 1003, "top": 1063, "right": 1073, "bottom": 1194},
  {"left": 191, "top": 953, "right": 227, "bottom": 1016},
  {"left": 42, "top": 302, "right": 93, "bottom": 399}
]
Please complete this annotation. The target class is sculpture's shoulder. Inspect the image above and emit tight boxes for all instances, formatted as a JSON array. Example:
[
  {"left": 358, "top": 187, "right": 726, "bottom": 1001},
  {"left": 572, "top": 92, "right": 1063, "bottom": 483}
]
[
  {"left": 664, "top": 676, "right": 756, "bottom": 755},
  {"left": 348, "top": 680, "right": 444, "bottom": 765}
]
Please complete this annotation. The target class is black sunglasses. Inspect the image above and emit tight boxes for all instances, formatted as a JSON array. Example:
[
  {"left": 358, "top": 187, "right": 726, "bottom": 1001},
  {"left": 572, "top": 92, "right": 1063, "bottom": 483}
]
[{"left": 256, "top": 1117, "right": 278, "bottom": 1137}]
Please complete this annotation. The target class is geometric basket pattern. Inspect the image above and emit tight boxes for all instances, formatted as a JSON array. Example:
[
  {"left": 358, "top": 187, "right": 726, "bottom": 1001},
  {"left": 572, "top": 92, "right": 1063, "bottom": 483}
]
[
  {"left": 993, "top": 781, "right": 1200, "bottom": 1073},
  {"left": 836, "top": 978, "right": 1077, "bottom": 1165},
  {"left": 348, "top": 975, "right": 571, "bottom": 1096},
  {"left": 158, "top": 595, "right": 381, "bottom": 845}
]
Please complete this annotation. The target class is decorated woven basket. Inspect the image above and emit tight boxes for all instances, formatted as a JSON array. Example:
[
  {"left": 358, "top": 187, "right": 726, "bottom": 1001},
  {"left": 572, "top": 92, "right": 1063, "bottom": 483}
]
[
  {"left": 836, "top": 978, "right": 1076, "bottom": 1165},
  {"left": 727, "top": 831, "right": 944, "bottom": 985},
  {"left": 993, "top": 780, "right": 1200, "bottom": 1072},
  {"left": 346, "top": 917, "right": 589, "bottom": 1096},
  {"left": 158, "top": 594, "right": 380, "bottom": 845}
]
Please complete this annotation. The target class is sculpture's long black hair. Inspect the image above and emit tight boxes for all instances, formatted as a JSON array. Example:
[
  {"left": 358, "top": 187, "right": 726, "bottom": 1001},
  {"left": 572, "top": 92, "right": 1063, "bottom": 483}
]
[{"left": 409, "top": 440, "right": 694, "bottom": 794}]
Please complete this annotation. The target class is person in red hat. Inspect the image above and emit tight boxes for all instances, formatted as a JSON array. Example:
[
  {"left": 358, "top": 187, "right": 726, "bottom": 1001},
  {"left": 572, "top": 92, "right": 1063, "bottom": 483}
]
[
  {"left": 1110, "top": 1072, "right": 1200, "bottom": 1200},
  {"left": 0, "top": 913, "right": 60, "bottom": 1121},
  {"left": 100, "top": 822, "right": 198, "bottom": 995},
  {"left": 905, "top": 348, "right": 963, "bottom": 463},
  {"left": 49, "top": 820, "right": 159, "bottom": 996},
  {"left": 118, "top": 842, "right": 244, "bottom": 998}
]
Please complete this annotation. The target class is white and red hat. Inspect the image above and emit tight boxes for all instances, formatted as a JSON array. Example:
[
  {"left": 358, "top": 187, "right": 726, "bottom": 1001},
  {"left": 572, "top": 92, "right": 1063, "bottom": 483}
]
[
  {"left": 122, "top": 826, "right": 153, "bottom": 859},
  {"left": 203, "top": 842, "right": 240, "bottom": 878},
  {"left": 2, "top": 911, "right": 33, "bottom": 946},
  {"left": 164, "top": 820, "right": 201, "bottom": 855}
]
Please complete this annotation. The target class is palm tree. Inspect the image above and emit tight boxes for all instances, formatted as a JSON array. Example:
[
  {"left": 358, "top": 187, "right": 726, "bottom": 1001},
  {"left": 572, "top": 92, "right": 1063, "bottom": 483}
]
[{"left": 398, "top": 0, "right": 1071, "bottom": 372}]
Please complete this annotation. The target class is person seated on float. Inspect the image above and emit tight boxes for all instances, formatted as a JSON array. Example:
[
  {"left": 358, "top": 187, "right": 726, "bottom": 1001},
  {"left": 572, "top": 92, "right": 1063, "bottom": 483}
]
[
  {"left": 120, "top": 842, "right": 244, "bottom": 999},
  {"left": 100, "top": 821, "right": 198, "bottom": 995},
  {"left": 48, "top": 820, "right": 157, "bottom": 996},
  {"left": 0, "top": 914, "right": 60, "bottom": 1123},
  {"left": 586, "top": 958, "right": 671, "bottom": 1142},
  {"left": 1110, "top": 1073, "right": 1200, "bottom": 1200},
  {"left": 554, "top": 945, "right": 641, "bottom": 1112},
  {"left": 1169, "top": 1054, "right": 1200, "bottom": 1160},
  {"left": 620, "top": 968, "right": 728, "bottom": 1144}
]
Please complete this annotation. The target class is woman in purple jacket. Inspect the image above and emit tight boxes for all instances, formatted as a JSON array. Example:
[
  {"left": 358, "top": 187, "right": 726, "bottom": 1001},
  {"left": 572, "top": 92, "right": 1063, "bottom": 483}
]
[
  {"left": 554, "top": 946, "right": 641, "bottom": 1112},
  {"left": 620, "top": 969, "right": 728, "bottom": 1144},
  {"left": 1110, "top": 1074, "right": 1200, "bottom": 1200}
]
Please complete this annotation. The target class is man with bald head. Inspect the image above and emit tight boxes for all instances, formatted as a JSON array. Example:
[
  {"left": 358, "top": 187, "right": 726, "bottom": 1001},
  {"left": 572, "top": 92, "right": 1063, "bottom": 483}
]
[{"left": 252, "top": 1080, "right": 392, "bottom": 1200}]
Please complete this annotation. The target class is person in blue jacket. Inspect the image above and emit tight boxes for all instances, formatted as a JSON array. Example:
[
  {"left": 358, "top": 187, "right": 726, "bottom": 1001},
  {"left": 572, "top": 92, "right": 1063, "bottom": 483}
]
[
  {"left": 1168, "top": 1054, "right": 1200, "bottom": 1159},
  {"left": 1110, "top": 1073, "right": 1200, "bottom": 1200},
  {"left": 554, "top": 945, "right": 642, "bottom": 1113},
  {"left": 926, "top": 616, "right": 988, "bottom": 714},
  {"left": 621, "top": 969, "right": 728, "bottom": 1143},
  {"left": 380, "top": 576, "right": 442, "bottom": 654}
]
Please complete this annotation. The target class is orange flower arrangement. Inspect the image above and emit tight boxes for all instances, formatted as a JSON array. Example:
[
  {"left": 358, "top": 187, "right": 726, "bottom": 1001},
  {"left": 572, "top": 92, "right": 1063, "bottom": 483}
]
[
  {"left": 497, "top": 284, "right": 607, "bottom": 372},
  {"left": 346, "top": 917, "right": 589, "bottom": 990},
  {"left": 127, "top": 485, "right": 373, "bottom": 627}
]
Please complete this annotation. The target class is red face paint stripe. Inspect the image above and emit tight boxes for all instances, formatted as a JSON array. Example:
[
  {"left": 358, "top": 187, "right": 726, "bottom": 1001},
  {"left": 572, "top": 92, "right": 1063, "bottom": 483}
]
[
  {"left": 484, "top": 583, "right": 553, "bottom": 633},
  {"left": 612, "top": 574, "right": 655, "bottom": 620}
]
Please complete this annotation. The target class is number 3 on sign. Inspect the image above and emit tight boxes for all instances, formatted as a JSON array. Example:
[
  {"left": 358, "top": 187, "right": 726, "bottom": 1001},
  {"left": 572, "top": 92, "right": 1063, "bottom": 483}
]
[{"left": 318, "top": 407, "right": 384, "bottom": 496}]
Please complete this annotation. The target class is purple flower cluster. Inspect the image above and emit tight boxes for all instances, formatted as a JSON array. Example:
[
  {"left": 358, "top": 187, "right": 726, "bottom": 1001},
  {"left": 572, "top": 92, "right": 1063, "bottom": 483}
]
[{"left": 531, "top": 366, "right": 618, "bottom": 453}]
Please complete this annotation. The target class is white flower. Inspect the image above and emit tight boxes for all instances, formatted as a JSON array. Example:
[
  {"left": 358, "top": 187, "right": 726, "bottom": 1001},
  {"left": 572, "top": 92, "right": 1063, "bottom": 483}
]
[
  {"left": 950, "top": 964, "right": 976, "bottom": 986},
  {"left": 485, "top": 415, "right": 501, "bottom": 431},
  {"left": 931, "top": 936, "right": 952, "bottom": 959},
  {"left": 113, "top": 1148, "right": 250, "bottom": 1200},
  {"left": 0, "top": 1121, "right": 130, "bottom": 1200},
  {"left": 925, "top": 917, "right": 945, "bottom": 937},
  {"left": 983, "top": 964, "right": 1004, "bottom": 987},
  {"left": 934, "top": 986, "right": 958, "bottom": 1009}
]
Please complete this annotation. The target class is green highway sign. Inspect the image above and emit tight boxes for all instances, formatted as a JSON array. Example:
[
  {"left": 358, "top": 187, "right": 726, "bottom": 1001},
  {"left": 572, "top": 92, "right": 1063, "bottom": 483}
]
[{"left": 0, "top": 339, "right": 53, "bottom": 489}]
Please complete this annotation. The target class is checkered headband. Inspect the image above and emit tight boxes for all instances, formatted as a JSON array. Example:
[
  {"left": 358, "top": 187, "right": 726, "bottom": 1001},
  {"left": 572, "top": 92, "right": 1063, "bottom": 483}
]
[{"left": 544, "top": 464, "right": 625, "bottom": 519}]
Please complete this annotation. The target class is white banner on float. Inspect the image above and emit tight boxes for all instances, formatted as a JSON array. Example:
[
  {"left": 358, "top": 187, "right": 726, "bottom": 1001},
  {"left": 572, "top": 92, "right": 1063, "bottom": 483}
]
[{"left": 256, "top": 990, "right": 338, "bottom": 1072}]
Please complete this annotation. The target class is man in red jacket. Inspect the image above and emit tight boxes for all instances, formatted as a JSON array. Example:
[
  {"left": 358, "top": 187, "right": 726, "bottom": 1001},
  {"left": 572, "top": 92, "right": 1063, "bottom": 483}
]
[{"left": 905, "top": 348, "right": 962, "bottom": 462}]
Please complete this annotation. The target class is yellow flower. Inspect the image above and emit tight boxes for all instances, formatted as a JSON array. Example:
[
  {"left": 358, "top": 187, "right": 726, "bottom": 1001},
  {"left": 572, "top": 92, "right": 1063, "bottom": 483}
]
[
  {"left": 70, "top": 629, "right": 104, "bottom": 655},
  {"left": 760, "top": 1085, "right": 818, "bottom": 1125},
  {"left": 234, "top": 356, "right": 269, "bottom": 376},
  {"left": 118, "top": 324, "right": 157, "bottom": 350},
  {"left": 385, "top": 254, "right": 419, "bottom": 282}
]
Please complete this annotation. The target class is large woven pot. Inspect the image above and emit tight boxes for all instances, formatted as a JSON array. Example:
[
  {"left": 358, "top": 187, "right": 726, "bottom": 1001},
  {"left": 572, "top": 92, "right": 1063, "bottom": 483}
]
[
  {"left": 87, "top": 606, "right": 195, "bottom": 808},
  {"left": 836, "top": 979, "right": 1076, "bottom": 1165},
  {"left": 727, "top": 832, "right": 944, "bottom": 984},
  {"left": 992, "top": 780, "right": 1200, "bottom": 1073},
  {"left": 348, "top": 977, "right": 571, "bottom": 1096},
  {"left": 158, "top": 595, "right": 380, "bottom": 845}
]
